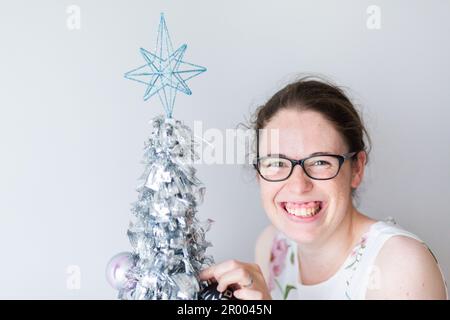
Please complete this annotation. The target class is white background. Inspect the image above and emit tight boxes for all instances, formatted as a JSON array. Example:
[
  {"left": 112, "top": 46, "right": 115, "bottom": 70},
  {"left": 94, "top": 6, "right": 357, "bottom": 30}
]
[{"left": 0, "top": 0, "right": 449, "bottom": 299}]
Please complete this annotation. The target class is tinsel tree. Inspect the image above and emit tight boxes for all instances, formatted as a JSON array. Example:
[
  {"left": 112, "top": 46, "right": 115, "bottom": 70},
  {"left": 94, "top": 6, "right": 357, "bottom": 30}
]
[{"left": 106, "top": 13, "right": 215, "bottom": 300}]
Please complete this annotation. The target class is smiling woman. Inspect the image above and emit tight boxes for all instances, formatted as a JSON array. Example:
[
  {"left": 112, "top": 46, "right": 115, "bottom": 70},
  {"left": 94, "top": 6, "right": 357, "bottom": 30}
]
[
  {"left": 251, "top": 76, "right": 448, "bottom": 300},
  {"left": 200, "top": 76, "right": 448, "bottom": 300}
]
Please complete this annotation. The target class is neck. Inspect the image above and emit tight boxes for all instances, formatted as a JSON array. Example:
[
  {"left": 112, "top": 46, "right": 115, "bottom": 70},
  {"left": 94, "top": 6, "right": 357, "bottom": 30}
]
[{"left": 297, "top": 207, "right": 361, "bottom": 285}]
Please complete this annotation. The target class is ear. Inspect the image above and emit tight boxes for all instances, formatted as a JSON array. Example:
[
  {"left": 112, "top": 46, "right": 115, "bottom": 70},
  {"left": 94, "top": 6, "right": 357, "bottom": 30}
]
[{"left": 351, "top": 151, "right": 366, "bottom": 189}]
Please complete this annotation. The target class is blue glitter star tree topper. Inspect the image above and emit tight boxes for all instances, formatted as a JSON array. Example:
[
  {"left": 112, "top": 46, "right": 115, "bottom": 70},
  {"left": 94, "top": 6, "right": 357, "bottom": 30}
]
[{"left": 124, "top": 13, "right": 206, "bottom": 118}]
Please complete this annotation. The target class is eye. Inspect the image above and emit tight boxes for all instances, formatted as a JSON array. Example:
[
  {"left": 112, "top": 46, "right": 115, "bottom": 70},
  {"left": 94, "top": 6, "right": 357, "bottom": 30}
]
[
  {"left": 270, "top": 161, "right": 286, "bottom": 167},
  {"left": 312, "top": 160, "right": 330, "bottom": 166},
  {"left": 260, "top": 158, "right": 287, "bottom": 169},
  {"left": 266, "top": 161, "right": 285, "bottom": 168}
]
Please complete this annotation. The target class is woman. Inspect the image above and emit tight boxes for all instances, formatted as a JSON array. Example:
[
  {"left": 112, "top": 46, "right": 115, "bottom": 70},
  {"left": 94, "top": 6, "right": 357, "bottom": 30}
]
[{"left": 200, "top": 77, "right": 448, "bottom": 300}]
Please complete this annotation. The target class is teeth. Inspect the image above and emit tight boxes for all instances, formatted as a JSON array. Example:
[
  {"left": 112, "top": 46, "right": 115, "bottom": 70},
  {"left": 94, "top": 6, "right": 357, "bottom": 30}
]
[{"left": 285, "top": 205, "right": 320, "bottom": 217}]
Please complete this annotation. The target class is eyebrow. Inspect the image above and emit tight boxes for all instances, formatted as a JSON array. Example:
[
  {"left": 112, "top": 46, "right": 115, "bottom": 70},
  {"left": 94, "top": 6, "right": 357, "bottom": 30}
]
[{"left": 265, "top": 151, "right": 334, "bottom": 158}]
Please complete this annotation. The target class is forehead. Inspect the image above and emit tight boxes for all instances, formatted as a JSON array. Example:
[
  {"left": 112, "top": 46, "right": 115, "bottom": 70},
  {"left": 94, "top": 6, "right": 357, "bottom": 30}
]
[{"left": 259, "top": 109, "right": 346, "bottom": 157}]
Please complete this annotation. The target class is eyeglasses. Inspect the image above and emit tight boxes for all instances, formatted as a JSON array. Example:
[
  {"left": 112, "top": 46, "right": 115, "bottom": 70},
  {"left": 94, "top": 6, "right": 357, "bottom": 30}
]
[{"left": 253, "top": 152, "right": 358, "bottom": 182}]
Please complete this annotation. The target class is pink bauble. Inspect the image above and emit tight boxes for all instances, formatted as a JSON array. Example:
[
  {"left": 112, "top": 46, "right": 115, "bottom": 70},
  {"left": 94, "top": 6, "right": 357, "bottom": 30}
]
[{"left": 106, "top": 252, "right": 135, "bottom": 290}]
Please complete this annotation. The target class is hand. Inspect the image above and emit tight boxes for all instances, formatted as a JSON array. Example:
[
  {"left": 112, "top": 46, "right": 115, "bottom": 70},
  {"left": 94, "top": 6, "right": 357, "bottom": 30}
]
[{"left": 199, "top": 259, "right": 272, "bottom": 300}]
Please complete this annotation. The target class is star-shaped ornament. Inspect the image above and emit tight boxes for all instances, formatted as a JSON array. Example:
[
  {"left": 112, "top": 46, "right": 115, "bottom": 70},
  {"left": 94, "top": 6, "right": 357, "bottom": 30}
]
[{"left": 125, "top": 13, "right": 206, "bottom": 117}]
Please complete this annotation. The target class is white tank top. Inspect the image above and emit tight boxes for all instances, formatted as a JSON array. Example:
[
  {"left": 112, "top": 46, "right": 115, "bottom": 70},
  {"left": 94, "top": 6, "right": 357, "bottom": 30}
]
[{"left": 268, "top": 218, "right": 448, "bottom": 300}]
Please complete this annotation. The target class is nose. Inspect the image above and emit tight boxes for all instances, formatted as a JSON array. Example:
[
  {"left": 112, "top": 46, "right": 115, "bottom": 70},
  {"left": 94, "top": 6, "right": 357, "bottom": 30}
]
[{"left": 285, "top": 164, "right": 313, "bottom": 193}]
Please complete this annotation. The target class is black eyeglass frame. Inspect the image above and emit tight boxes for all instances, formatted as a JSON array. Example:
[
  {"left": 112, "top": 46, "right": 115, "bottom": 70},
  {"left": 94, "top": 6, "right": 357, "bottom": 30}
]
[{"left": 253, "top": 151, "right": 358, "bottom": 182}]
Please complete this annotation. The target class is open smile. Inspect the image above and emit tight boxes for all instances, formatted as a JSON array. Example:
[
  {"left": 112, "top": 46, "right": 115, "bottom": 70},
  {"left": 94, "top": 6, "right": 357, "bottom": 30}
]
[{"left": 279, "top": 201, "right": 326, "bottom": 223}]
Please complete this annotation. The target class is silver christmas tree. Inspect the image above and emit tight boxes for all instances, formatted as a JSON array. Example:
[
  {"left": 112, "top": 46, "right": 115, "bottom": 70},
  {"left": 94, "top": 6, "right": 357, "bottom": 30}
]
[{"left": 106, "top": 13, "right": 214, "bottom": 300}]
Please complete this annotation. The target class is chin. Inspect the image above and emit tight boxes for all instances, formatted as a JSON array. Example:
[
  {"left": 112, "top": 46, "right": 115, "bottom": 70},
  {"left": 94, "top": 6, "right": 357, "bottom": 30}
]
[{"left": 283, "top": 223, "right": 322, "bottom": 245}]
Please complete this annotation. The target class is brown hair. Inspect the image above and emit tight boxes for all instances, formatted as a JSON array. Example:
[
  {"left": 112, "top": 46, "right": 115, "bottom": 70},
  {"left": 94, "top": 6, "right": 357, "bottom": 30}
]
[{"left": 251, "top": 75, "right": 372, "bottom": 198}]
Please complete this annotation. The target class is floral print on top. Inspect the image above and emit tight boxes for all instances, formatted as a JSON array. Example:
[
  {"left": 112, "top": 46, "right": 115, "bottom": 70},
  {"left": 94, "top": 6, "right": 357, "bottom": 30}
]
[
  {"left": 269, "top": 228, "right": 373, "bottom": 300},
  {"left": 268, "top": 236, "right": 297, "bottom": 300},
  {"left": 267, "top": 219, "right": 448, "bottom": 300},
  {"left": 343, "top": 234, "right": 368, "bottom": 299},
  {"left": 268, "top": 236, "right": 288, "bottom": 290}
]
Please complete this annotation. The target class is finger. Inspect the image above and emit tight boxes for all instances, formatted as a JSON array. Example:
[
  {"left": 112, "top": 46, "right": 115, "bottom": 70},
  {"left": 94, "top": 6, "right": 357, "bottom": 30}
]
[
  {"left": 233, "top": 288, "right": 266, "bottom": 300},
  {"left": 199, "top": 266, "right": 215, "bottom": 281},
  {"left": 199, "top": 260, "right": 242, "bottom": 281},
  {"left": 216, "top": 268, "right": 251, "bottom": 292}
]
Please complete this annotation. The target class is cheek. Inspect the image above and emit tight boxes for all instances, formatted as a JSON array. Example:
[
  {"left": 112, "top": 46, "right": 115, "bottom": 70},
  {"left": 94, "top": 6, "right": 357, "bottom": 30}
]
[
  {"left": 336, "top": 167, "right": 354, "bottom": 194},
  {"left": 324, "top": 175, "right": 351, "bottom": 204},
  {"left": 259, "top": 181, "right": 281, "bottom": 209},
  {"left": 325, "top": 174, "right": 354, "bottom": 216}
]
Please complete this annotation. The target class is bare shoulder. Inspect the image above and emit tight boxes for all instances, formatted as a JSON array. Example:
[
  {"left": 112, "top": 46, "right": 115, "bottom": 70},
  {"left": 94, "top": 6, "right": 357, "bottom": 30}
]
[
  {"left": 366, "top": 235, "right": 447, "bottom": 299},
  {"left": 254, "top": 225, "right": 277, "bottom": 284}
]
